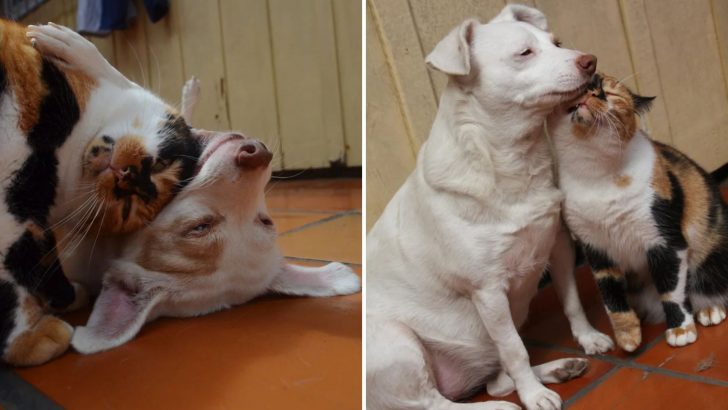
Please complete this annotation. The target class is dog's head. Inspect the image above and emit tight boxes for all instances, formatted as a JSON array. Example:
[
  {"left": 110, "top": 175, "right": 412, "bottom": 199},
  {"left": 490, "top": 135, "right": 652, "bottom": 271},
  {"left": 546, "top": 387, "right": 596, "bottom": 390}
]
[
  {"left": 72, "top": 131, "right": 280, "bottom": 354},
  {"left": 426, "top": 5, "right": 596, "bottom": 110}
]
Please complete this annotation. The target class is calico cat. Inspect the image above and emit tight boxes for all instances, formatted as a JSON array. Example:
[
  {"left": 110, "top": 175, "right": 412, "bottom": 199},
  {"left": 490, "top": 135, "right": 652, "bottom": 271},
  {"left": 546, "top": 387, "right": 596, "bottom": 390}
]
[
  {"left": 0, "top": 20, "right": 200, "bottom": 365},
  {"left": 548, "top": 72, "right": 728, "bottom": 352}
]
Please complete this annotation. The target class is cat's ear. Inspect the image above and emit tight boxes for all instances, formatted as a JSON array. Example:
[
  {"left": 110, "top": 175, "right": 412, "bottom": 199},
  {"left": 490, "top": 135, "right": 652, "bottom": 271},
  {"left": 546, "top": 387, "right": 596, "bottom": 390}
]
[
  {"left": 631, "top": 92, "right": 656, "bottom": 114},
  {"left": 71, "top": 266, "right": 163, "bottom": 354}
]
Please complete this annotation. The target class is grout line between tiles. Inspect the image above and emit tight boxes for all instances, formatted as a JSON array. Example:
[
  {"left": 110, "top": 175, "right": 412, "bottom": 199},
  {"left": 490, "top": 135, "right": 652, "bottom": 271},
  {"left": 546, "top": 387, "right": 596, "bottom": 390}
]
[
  {"left": 525, "top": 338, "right": 728, "bottom": 388},
  {"left": 0, "top": 367, "right": 61, "bottom": 410},
  {"left": 563, "top": 365, "right": 623, "bottom": 408},
  {"left": 278, "top": 210, "right": 361, "bottom": 236},
  {"left": 284, "top": 255, "right": 362, "bottom": 268}
]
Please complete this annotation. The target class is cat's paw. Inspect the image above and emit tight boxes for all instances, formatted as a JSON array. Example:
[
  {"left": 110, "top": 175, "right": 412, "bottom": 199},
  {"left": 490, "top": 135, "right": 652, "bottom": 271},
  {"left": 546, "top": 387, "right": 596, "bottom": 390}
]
[
  {"left": 666, "top": 323, "right": 697, "bottom": 347},
  {"left": 574, "top": 328, "right": 614, "bottom": 354},
  {"left": 614, "top": 326, "right": 641, "bottom": 352},
  {"left": 82, "top": 135, "right": 115, "bottom": 174},
  {"left": 696, "top": 306, "right": 727, "bottom": 327},
  {"left": 519, "top": 384, "right": 561, "bottom": 410}
]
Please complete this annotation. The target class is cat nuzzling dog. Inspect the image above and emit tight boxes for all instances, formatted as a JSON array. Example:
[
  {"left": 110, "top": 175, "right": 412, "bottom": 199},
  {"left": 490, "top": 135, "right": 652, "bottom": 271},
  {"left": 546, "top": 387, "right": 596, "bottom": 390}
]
[
  {"left": 549, "top": 72, "right": 728, "bottom": 352},
  {"left": 0, "top": 20, "right": 200, "bottom": 366},
  {"left": 24, "top": 23, "right": 361, "bottom": 355}
]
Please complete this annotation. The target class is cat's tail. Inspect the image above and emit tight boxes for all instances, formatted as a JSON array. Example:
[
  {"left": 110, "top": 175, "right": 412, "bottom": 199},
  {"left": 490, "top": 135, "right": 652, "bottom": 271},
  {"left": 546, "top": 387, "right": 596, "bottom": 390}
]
[{"left": 710, "top": 162, "right": 728, "bottom": 185}]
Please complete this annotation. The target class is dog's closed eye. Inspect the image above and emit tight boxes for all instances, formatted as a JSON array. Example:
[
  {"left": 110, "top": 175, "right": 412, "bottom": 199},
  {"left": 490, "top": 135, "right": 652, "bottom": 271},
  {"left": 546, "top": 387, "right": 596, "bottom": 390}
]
[{"left": 258, "top": 213, "right": 273, "bottom": 227}]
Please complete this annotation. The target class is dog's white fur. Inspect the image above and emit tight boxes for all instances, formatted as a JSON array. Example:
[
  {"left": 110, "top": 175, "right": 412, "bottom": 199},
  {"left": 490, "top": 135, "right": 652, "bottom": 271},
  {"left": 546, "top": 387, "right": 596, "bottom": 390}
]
[
  {"left": 31, "top": 25, "right": 362, "bottom": 354},
  {"left": 367, "top": 5, "right": 611, "bottom": 410}
]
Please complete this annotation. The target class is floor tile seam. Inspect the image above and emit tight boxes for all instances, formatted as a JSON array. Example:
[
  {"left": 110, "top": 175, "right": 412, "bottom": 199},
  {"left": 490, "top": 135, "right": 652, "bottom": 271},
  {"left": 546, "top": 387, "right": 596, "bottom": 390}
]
[
  {"left": 278, "top": 210, "right": 361, "bottom": 237},
  {"left": 524, "top": 338, "right": 728, "bottom": 388},
  {"left": 563, "top": 364, "right": 623, "bottom": 408},
  {"left": 284, "top": 255, "right": 362, "bottom": 268},
  {"left": 0, "top": 368, "right": 61, "bottom": 410}
]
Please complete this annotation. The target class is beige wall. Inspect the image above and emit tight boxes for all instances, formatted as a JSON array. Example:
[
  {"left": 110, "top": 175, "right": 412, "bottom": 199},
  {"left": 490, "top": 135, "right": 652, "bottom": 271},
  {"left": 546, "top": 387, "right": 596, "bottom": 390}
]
[
  {"left": 23, "top": 0, "right": 362, "bottom": 171},
  {"left": 367, "top": 0, "right": 728, "bottom": 230}
]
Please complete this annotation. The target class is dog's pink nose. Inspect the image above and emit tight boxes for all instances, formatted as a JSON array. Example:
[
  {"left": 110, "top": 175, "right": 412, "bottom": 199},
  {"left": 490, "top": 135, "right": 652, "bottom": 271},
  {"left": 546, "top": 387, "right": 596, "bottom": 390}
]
[
  {"left": 576, "top": 54, "right": 597, "bottom": 75},
  {"left": 236, "top": 140, "right": 272, "bottom": 169}
]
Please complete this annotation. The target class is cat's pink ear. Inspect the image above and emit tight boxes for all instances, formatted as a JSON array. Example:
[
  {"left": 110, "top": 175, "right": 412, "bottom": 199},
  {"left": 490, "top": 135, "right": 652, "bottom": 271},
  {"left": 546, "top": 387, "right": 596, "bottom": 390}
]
[{"left": 71, "top": 270, "right": 163, "bottom": 354}]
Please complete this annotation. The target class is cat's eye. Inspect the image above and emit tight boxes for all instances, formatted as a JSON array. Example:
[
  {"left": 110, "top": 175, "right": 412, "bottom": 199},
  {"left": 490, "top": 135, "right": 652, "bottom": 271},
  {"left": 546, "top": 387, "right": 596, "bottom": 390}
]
[
  {"left": 152, "top": 159, "right": 171, "bottom": 173},
  {"left": 519, "top": 48, "right": 533, "bottom": 56}
]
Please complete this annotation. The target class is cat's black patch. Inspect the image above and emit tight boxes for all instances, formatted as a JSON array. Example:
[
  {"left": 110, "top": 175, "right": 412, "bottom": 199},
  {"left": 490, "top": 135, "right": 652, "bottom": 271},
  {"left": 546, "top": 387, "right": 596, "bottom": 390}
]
[
  {"left": 582, "top": 243, "right": 616, "bottom": 271},
  {"left": 596, "top": 277, "right": 631, "bottom": 312},
  {"left": 660, "top": 148, "right": 680, "bottom": 164},
  {"left": 662, "top": 301, "right": 686, "bottom": 328},
  {"left": 5, "top": 58, "right": 80, "bottom": 223},
  {"left": 157, "top": 113, "right": 200, "bottom": 191},
  {"left": 0, "top": 281, "right": 18, "bottom": 354},
  {"left": 692, "top": 243, "right": 728, "bottom": 295},
  {"left": 646, "top": 245, "right": 680, "bottom": 293},
  {"left": 651, "top": 172, "right": 687, "bottom": 249},
  {"left": 4, "top": 230, "right": 74, "bottom": 309}
]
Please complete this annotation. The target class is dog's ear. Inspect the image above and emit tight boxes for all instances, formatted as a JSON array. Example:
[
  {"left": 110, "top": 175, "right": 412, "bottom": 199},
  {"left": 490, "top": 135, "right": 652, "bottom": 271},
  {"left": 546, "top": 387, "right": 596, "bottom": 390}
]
[
  {"left": 490, "top": 4, "right": 548, "bottom": 31},
  {"left": 425, "top": 19, "right": 479, "bottom": 76},
  {"left": 71, "top": 265, "right": 164, "bottom": 354}
]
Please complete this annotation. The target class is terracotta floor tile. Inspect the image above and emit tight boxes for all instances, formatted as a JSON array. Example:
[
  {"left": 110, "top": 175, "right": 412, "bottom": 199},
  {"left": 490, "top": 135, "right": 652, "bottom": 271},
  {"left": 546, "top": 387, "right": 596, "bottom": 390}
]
[
  {"left": 266, "top": 179, "right": 361, "bottom": 212},
  {"left": 278, "top": 214, "right": 362, "bottom": 264},
  {"left": 17, "top": 266, "right": 362, "bottom": 410},
  {"left": 569, "top": 367, "right": 728, "bottom": 410},
  {"left": 467, "top": 348, "right": 614, "bottom": 407},
  {"left": 522, "top": 266, "right": 665, "bottom": 359},
  {"left": 636, "top": 319, "right": 728, "bottom": 382},
  {"left": 271, "top": 211, "right": 335, "bottom": 234}
]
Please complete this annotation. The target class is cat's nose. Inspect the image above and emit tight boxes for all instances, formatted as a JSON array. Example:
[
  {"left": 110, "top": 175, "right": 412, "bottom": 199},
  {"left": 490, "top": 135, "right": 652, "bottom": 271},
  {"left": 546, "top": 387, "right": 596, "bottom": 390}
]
[
  {"left": 236, "top": 140, "right": 272, "bottom": 169},
  {"left": 576, "top": 54, "right": 597, "bottom": 75}
]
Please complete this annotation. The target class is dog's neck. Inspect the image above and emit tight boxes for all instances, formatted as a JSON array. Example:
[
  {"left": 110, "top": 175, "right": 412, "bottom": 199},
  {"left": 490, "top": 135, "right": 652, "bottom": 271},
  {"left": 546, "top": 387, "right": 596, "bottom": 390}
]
[{"left": 421, "top": 83, "right": 555, "bottom": 202}]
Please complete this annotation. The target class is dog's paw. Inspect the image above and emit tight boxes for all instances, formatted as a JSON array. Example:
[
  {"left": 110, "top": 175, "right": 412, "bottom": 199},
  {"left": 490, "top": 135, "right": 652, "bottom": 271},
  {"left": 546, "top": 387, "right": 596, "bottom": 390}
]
[
  {"left": 575, "top": 329, "right": 614, "bottom": 354},
  {"left": 519, "top": 384, "right": 561, "bottom": 410},
  {"left": 321, "top": 262, "right": 361, "bottom": 296},
  {"left": 696, "top": 306, "right": 726, "bottom": 327},
  {"left": 666, "top": 323, "right": 697, "bottom": 347},
  {"left": 546, "top": 358, "right": 590, "bottom": 383}
]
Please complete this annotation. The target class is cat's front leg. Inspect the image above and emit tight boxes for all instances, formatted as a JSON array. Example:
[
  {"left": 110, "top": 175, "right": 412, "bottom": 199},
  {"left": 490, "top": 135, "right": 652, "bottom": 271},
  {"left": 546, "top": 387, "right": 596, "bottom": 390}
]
[
  {"left": 647, "top": 246, "right": 696, "bottom": 347},
  {"left": 583, "top": 244, "right": 643, "bottom": 352}
]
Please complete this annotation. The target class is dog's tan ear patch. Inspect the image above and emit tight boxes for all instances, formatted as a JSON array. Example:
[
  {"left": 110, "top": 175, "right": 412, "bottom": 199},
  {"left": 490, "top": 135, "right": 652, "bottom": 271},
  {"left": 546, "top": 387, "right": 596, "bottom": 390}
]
[
  {"left": 490, "top": 4, "right": 548, "bottom": 31},
  {"left": 425, "top": 19, "right": 478, "bottom": 76}
]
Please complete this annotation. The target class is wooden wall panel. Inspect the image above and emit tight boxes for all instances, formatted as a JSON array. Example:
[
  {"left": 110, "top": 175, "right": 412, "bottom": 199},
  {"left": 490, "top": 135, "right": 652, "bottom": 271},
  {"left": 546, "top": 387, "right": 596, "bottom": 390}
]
[
  {"left": 368, "top": 0, "right": 728, "bottom": 226},
  {"left": 20, "top": 0, "right": 361, "bottom": 172}
]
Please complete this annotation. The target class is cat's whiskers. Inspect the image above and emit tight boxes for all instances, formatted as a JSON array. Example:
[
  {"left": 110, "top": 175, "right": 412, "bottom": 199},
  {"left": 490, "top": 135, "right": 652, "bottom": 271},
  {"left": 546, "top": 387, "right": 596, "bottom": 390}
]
[
  {"left": 86, "top": 197, "right": 109, "bottom": 270},
  {"left": 46, "top": 193, "right": 97, "bottom": 233}
]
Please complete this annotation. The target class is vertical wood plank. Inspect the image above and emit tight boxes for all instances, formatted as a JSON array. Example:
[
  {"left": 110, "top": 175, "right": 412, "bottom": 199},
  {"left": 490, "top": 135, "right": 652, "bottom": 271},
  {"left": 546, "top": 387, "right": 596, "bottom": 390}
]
[
  {"left": 369, "top": 0, "right": 437, "bottom": 147},
  {"left": 366, "top": 4, "right": 416, "bottom": 230},
  {"left": 22, "top": 1, "right": 65, "bottom": 24},
  {"left": 408, "top": 0, "right": 506, "bottom": 97},
  {"left": 174, "top": 0, "right": 230, "bottom": 131},
  {"left": 268, "top": 0, "right": 345, "bottom": 169},
  {"left": 710, "top": 0, "right": 728, "bottom": 115},
  {"left": 143, "top": 2, "right": 185, "bottom": 107},
  {"left": 218, "top": 0, "right": 282, "bottom": 170},
  {"left": 619, "top": 0, "right": 673, "bottom": 143},
  {"left": 333, "top": 0, "right": 363, "bottom": 167},
  {"left": 643, "top": 0, "right": 728, "bottom": 170}
]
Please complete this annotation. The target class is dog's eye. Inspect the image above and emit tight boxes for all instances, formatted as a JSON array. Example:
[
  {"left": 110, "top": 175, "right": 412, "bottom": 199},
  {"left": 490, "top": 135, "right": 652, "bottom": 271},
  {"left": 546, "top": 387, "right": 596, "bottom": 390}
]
[
  {"left": 184, "top": 216, "right": 218, "bottom": 237},
  {"left": 519, "top": 48, "right": 533, "bottom": 56},
  {"left": 192, "top": 223, "right": 211, "bottom": 232},
  {"left": 553, "top": 40, "right": 562, "bottom": 48}
]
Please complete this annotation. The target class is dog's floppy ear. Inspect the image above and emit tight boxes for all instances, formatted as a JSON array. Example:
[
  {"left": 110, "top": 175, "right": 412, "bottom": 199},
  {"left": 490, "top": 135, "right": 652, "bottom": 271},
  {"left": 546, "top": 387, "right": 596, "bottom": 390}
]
[
  {"left": 71, "top": 265, "right": 164, "bottom": 354},
  {"left": 425, "top": 19, "right": 479, "bottom": 76},
  {"left": 489, "top": 4, "right": 548, "bottom": 31}
]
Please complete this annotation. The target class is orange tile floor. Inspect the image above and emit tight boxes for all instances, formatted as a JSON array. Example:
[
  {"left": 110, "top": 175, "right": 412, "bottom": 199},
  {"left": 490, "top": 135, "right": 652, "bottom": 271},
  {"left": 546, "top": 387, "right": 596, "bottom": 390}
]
[
  {"left": 467, "top": 264, "right": 728, "bottom": 409},
  {"left": 6, "top": 179, "right": 362, "bottom": 410}
]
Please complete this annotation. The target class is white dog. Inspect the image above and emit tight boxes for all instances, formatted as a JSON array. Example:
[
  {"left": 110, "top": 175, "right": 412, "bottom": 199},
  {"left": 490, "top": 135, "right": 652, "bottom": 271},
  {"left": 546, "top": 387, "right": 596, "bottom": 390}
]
[
  {"left": 367, "top": 5, "right": 612, "bottom": 410},
  {"left": 29, "top": 24, "right": 362, "bottom": 353}
]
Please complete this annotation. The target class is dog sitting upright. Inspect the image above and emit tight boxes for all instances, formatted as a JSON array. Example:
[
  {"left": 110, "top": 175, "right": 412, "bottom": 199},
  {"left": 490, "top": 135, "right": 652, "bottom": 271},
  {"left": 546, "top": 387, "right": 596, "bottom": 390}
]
[{"left": 367, "top": 5, "right": 612, "bottom": 410}]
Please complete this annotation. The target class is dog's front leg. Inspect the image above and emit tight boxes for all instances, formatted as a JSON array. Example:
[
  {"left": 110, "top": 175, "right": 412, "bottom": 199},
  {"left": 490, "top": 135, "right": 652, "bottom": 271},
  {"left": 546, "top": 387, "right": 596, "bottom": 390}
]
[
  {"left": 473, "top": 288, "right": 561, "bottom": 410},
  {"left": 550, "top": 224, "right": 614, "bottom": 354}
]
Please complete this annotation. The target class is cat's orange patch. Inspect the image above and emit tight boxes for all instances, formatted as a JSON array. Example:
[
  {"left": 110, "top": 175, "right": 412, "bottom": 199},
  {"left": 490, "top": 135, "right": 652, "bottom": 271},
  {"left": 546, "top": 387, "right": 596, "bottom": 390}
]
[
  {"left": 650, "top": 150, "right": 672, "bottom": 200},
  {"left": 667, "top": 323, "right": 696, "bottom": 338},
  {"left": 608, "top": 310, "right": 642, "bottom": 351},
  {"left": 4, "top": 314, "right": 72, "bottom": 366},
  {"left": 61, "top": 67, "right": 97, "bottom": 113},
  {"left": 614, "top": 174, "right": 632, "bottom": 188},
  {"left": 593, "top": 267, "right": 624, "bottom": 280}
]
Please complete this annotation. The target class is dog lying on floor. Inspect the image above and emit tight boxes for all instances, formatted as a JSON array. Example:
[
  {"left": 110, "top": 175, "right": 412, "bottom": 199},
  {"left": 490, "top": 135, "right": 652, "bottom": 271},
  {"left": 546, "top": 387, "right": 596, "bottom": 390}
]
[
  {"left": 367, "top": 5, "right": 612, "bottom": 410},
  {"left": 29, "top": 23, "right": 361, "bottom": 354}
]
